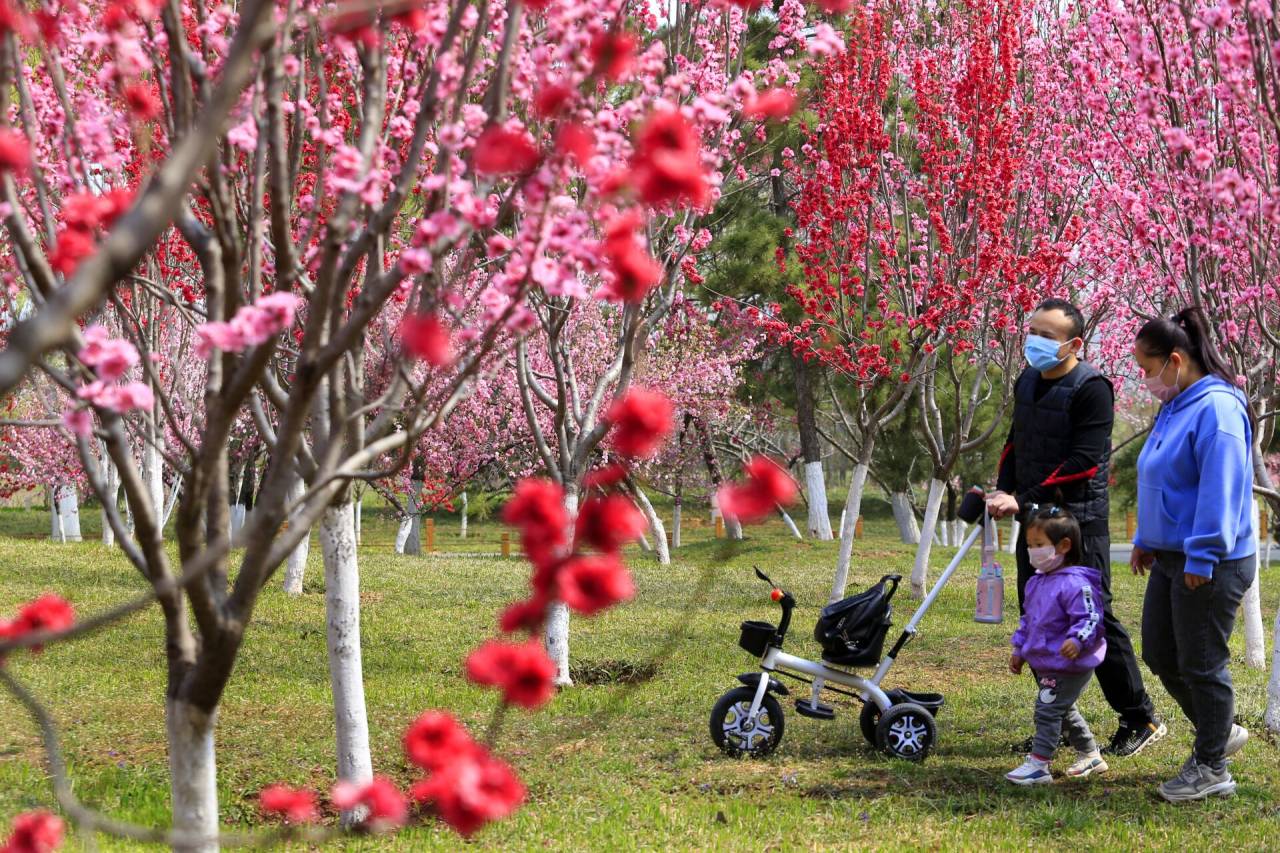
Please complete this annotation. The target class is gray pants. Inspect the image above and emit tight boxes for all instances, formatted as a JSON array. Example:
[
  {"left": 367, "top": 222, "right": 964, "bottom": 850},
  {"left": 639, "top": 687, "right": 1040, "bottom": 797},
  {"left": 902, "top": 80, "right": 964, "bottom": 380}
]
[
  {"left": 1032, "top": 670, "right": 1097, "bottom": 759},
  {"left": 1142, "top": 551, "right": 1256, "bottom": 771}
]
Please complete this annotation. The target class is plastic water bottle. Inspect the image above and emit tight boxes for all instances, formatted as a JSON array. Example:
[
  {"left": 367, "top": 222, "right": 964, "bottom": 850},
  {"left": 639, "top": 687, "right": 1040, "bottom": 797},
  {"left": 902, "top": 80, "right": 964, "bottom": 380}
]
[{"left": 975, "top": 513, "right": 1004, "bottom": 623}]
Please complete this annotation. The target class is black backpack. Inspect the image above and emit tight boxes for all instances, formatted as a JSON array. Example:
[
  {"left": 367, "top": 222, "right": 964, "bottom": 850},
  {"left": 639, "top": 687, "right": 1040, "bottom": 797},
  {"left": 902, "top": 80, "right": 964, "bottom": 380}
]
[{"left": 813, "top": 574, "right": 901, "bottom": 666}]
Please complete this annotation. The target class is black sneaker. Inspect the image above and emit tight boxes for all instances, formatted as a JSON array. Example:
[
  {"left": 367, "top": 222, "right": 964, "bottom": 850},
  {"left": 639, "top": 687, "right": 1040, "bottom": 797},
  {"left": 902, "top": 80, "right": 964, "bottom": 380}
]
[
  {"left": 1102, "top": 721, "right": 1167, "bottom": 757},
  {"left": 1009, "top": 732, "right": 1071, "bottom": 755}
]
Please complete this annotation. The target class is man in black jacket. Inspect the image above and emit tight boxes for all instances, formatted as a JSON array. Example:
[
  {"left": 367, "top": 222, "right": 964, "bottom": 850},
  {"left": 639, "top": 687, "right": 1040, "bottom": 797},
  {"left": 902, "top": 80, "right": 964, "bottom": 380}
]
[{"left": 988, "top": 299, "right": 1164, "bottom": 757}]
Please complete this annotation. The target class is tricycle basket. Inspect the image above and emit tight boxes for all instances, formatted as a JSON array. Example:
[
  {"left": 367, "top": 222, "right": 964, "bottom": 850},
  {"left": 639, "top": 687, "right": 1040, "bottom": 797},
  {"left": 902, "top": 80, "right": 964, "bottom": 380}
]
[{"left": 738, "top": 620, "right": 776, "bottom": 657}]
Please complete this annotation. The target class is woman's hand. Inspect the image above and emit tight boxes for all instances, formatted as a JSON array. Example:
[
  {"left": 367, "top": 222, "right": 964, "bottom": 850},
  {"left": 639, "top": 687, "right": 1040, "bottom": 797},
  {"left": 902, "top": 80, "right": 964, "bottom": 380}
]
[
  {"left": 1009, "top": 653, "right": 1024, "bottom": 675},
  {"left": 1060, "top": 638, "right": 1081, "bottom": 660},
  {"left": 1184, "top": 573, "right": 1211, "bottom": 590},
  {"left": 987, "top": 491, "right": 1020, "bottom": 519},
  {"left": 1130, "top": 545, "right": 1154, "bottom": 576}
]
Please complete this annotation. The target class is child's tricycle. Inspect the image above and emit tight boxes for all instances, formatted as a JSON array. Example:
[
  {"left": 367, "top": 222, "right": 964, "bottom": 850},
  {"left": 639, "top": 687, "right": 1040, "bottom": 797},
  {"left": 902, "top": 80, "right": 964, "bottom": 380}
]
[{"left": 709, "top": 520, "right": 985, "bottom": 762}]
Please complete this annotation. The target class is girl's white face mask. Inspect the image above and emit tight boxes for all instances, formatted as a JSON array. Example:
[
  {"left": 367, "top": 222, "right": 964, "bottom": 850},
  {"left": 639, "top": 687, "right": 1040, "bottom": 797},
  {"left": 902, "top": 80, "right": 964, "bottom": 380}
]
[{"left": 1029, "top": 545, "right": 1065, "bottom": 574}]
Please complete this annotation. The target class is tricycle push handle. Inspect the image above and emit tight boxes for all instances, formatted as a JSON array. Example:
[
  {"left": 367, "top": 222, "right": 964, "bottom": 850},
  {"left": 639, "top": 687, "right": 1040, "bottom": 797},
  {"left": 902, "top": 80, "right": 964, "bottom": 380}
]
[{"left": 753, "top": 565, "right": 795, "bottom": 644}]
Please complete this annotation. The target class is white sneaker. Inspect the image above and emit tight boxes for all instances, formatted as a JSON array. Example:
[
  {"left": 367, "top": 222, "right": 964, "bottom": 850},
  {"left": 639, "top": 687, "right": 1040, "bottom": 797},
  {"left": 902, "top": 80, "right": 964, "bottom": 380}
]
[
  {"left": 1006, "top": 755, "right": 1053, "bottom": 785},
  {"left": 1224, "top": 724, "right": 1248, "bottom": 758},
  {"left": 1066, "top": 749, "right": 1108, "bottom": 778}
]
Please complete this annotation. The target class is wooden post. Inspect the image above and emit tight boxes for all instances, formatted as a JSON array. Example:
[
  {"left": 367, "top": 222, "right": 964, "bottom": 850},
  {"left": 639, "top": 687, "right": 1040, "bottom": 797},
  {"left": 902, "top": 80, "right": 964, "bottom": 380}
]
[
  {"left": 1126, "top": 511, "right": 1136, "bottom": 541},
  {"left": 715, "top": 516, "right": 725, "bottom": 538},
  {"left": 501, "top": 532, "right": 511, "bottom": 558},
  {"left": 665, "top": 531, "right": 672, "bottom": 547},
  {"left": 854, "top": 516, "right": 864, "bottom": 540},
  {"left": 425, "top": 518, "right": 435, "bottom": 552}
]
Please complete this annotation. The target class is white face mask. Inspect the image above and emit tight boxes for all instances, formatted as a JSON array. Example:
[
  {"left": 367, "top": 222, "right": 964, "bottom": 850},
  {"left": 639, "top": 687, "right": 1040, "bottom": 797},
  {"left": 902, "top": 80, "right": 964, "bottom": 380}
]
[{"left": 1028, "top": 545, "right": 1065, "bottom": 574}]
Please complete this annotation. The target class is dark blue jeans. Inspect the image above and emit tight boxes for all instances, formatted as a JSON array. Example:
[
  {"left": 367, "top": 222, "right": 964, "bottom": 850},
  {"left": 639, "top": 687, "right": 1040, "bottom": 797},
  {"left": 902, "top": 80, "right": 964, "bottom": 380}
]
[{"left": 1141, "top": 551, "right": 1256, "bottom": 770}]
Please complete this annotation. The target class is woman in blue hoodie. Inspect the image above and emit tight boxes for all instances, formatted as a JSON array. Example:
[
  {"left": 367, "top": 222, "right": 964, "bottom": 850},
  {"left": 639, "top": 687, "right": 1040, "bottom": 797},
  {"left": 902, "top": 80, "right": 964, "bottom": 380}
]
[{"left": 1131, "top": 307, "right": 1255, "bottom": 803}]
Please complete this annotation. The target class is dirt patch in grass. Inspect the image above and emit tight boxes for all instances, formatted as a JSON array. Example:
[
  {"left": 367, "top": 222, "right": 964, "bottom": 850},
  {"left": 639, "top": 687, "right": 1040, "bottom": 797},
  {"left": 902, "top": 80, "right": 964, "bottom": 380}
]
[{"left": 569, "top": 659, "right": 660, "bottom": 685}]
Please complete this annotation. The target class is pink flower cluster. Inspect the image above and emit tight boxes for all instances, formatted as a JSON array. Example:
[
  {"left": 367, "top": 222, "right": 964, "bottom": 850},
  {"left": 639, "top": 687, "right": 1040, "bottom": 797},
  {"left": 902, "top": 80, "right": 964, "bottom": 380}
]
[
  {"left": 195, "top": 292, "right": 303, "bottom": 357},
  {"left": 64, "top": 326, "right": 152, "bottom": 430}
]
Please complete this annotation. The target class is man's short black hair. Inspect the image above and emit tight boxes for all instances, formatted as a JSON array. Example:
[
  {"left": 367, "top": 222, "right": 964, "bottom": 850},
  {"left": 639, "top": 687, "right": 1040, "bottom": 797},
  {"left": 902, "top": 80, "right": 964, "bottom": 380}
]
[{"left": 1034, "top": 298, "right": 1085, "bottom": 341}]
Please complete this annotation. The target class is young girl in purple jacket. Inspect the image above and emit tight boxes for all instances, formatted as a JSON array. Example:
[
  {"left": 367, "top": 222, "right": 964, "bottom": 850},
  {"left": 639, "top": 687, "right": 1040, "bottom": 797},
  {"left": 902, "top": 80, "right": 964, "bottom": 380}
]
[{"left": 1006, "top": 506, "right": 1109, "bottom": 785}]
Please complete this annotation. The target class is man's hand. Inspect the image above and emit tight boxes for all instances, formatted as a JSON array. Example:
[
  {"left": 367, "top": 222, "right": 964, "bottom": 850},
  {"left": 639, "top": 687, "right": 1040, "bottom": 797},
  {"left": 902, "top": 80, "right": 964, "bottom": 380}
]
[
  {"left": 987, "top": 491, "right": 1020, "bottom": 519},
  {"left": 1009, "top": 653, "right": 1024, "bottom": 675},
  {"left": 1184, "top": 573, "right": 1211, "bottom": 590},
  {"left": 1130, "top": 545, "right": 1154, "bottom": 576},
  {"left": 1060, "top": 638, "right": 1080, "bottom": 661}
]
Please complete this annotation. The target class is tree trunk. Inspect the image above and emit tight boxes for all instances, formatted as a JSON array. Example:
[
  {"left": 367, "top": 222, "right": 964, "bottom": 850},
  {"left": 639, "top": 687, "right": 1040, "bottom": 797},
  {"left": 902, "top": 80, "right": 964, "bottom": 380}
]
[
  {"left": 672, "top": 494, "right": 682, "bottom": 548},
  {"left": 166, "top": 699, "right": 219, "bottom": 853},
  {"left": 545, "top": 488, "right": 579, "bottom": 686},
  {"left": 354, "top": 494, "right": 363, "bottom": 545},
  {"left": 793, "top": 355, "right": 833, "bottom": 540},
  {"left": 143, "top": 437, "right": 164, "bottom": 530},
  {"left": 830, "top": 454, "right": 872, "bottom": 603},
  {"left": 283, "top": 478, "right": 309, "bottom": 596},
  {"left": 321, "top": 502, "right": 373, "bottom": 825},
  {"left": 694, "top": 415, "right": 741, "bottom": 539},
  {"left": 890, "top": 491, "right": 920, "bottom": 544},
  {"left": 1242, "top": 498, "right": 1266, "bottom": 669},
  {"left": 911, "top": 478, "right": 947, "bottom": 599},
  {"left": 631, "top": 484, "right": 669, "bottom": 565},
  {"left": 1268, "top": 606, "right": 1280, "bottom": 732},
  {"left": 459, "top": 491, "right": 468, "bottom": 539},
  {"left": 49, "top": 484, "right": 81, "bottom": 542},
  {"left": 778, "top": 507, "right": 802, "bottom": 540},
  {"left": 229, "top": 464, "right": 246, "bottom": 539},
  {"left": 100, "top": 447, "right": 120, "bottom": 546}
]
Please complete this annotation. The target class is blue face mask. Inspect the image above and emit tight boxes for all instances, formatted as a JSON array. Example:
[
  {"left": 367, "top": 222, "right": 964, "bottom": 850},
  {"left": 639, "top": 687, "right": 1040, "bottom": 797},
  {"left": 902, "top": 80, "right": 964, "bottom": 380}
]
[{"left": 1024, "top": 334, "right": 1067, "bottom": 371}]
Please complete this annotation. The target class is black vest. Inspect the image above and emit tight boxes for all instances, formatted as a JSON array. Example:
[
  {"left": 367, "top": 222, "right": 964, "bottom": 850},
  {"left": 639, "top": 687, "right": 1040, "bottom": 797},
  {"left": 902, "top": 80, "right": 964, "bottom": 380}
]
[{"left": 1012, "top": 363, "right": 1111, "bottom": 525}]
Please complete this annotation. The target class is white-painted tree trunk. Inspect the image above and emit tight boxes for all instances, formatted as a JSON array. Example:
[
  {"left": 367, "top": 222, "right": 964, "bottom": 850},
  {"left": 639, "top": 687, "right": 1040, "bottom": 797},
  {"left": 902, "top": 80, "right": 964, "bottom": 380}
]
[
  {"left": 545, "top": 490, "right": 579, "bottom": 687},
  {"left": 166, "top": 699, "right": 219, "bottom": 853},
  {"left": 100, "top": 448, "right": 120, "bottom": 546},
  {"left": 839, "top": 508, "right": 847, "bottom": 539},
  {"left": 1006, "top": 518, "right": 1020, "bottom": 554},
  {"left": 143, "top": 439, "right": 164, "bottom": 521},
  {"left": 804, "top": 460, "right": 833, "bottom": 540},
  {"left": 779, "top": 507, "right": 803, "bottom": 540},
  {"left": 1266, "top": 602, "right": 1280, "bottom": 731},
  {"left": 405, "top": 479, "right": 423, "bottom": 555},
  {"left": 911, "top": 479, "right": 947, "bottom": 599},
  {"left": 49, "top": 485, "right": 81, "bottom": 542},
  {"left": 321, "top": 503, "right": 373, "bottom": 826},
  {"left": 1242, "top": 499, "right": 1266, "bottom": 669},
  {"left": 632, "top": 485, "right": 670, "bottom": 565},
  {"left": 459, "top": 491, "right": 468, "bottom": 539},
  {"left": 229, "top": 504, "right": 246, "bottom": 538},
  {"left": 890, "top": 491, "right": 920, "bottom": 544},
  {"left": 355, "top": 497, "right": 363, "bottom": 545},
  {"left": 830, "top": 462, "right": 870, "bottom": 603},
  {"left": 672, "top": 498, "right": 682, "bottom": 548},
  {"left": 283, "top": 478, "right": 309, "bottom": 596}
]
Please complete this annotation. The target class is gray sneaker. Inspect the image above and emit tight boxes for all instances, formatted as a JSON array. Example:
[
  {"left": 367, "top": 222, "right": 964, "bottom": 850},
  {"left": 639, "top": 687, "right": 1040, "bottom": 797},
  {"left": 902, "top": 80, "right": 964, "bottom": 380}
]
[
  {"left": 1158, "top": 762, "right": 1236, "bottom": 803},
  {"left": 1224, "top": 724, "right": 1249, "bottom": 758}
]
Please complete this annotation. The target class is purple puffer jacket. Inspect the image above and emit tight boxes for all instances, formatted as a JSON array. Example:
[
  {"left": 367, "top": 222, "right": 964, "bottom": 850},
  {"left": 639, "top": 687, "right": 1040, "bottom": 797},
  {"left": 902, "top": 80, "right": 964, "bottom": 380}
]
[{"left": 1011, "top": 564, "right": 1107, "bottom": 675}]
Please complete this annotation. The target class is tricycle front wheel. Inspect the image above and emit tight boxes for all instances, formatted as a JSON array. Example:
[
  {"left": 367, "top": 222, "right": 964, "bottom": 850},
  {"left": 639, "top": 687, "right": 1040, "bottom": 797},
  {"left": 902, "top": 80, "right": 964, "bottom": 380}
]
[{"left": 710, "top": 686, "right": 785, "bottom": 758}]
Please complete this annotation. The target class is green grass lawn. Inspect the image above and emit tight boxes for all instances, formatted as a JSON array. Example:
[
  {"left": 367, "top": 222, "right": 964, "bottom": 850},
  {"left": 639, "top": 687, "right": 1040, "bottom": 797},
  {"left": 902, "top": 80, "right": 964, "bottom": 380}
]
[{"left": 2, "top": 506, "right": 1278, "bottom": 850}]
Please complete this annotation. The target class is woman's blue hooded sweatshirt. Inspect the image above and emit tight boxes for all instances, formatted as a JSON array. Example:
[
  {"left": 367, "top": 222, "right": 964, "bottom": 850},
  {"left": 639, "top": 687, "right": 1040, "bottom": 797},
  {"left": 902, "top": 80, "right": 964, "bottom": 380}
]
[{"left": 1135, "top": 375, "right": 1255, "bottom": 578}]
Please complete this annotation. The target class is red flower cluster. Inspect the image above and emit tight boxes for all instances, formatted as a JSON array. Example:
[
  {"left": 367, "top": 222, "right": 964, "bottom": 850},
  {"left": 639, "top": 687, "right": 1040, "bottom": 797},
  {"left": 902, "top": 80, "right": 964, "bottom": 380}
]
[
  {"left": 716, "top": 456, "right": 799, "bottom": 524},
  {"left": 330, "top": 777, "right": 408, "bottom": 830},
  {"left": 629, "top": 110, "right": 709, "bottom": 209},
  {"left": 589, "top": 30, "right": 637, "bottom": 82},
  {"left": 403, "top": 711, "right": 525, "bottom": 836},
  {"left": 1, "top": 594, "right": 75, "bottom": 661},
  {"left": 0, "top": 129, "right": 30, "bottom": 176},
  {"left": 258, "top": 785, "right": 318, "bottom": 823},
  {"left": 745, "top": 88, "right": 798, "bottom": 121},
  {"left": 1, "top": 811, "right": 63, "bottom": 853},
  {"left": 121, "top": 83, "right": 161, "bottom": 121},
  {"left": 473, "top": 125, "right": 540, "bottom": 176},
  {"left": 575, "top": 494, "right": 646, "bottom": 553},
  {"left": 558, "top": 553, "right": 636, "bottom": 616},
  {"left": 49, "top": 189, "right": 133, "bottom": 278},
  {"left": 597, "top": 211, "right": 662, "bottom": 303},
  {"left": 502, "top": 478, "right": 569, "bottom": 568},
  {"left": 399, "top": 313, "right": 455, "bottom": 366},
  {"left": 603, "top": 387, "right": 674, "bottom": 458},
  {"left": 465, "top": 639, "right": 557, "bottom": 709}
]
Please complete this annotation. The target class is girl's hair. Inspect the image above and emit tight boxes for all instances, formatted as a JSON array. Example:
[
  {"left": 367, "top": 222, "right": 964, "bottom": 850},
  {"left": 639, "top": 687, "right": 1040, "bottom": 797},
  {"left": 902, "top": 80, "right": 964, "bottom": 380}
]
[
  {"left": 1026, "top": 504, "right": 1082, "bottom": 564},
  {"left": 1134, "top": 306, "right": 1235, "bottom": 386}
]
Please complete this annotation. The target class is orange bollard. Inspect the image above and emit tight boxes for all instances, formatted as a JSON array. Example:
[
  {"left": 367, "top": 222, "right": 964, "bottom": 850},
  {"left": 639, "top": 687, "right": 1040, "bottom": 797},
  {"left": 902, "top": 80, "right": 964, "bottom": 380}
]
[
  {"left": 1126, "top": 512, "right": 1136, "bottom": 541},
  {"left": 426, "top": 518, "right": 435, "bottom": 552},
  {"left": 501, "top": 532, "right": 511, "bottom": 557},
  {"left": 715, "top": 516, "right": 725, "bottom": 538},
  {"left": 855, "top": 516, "right": 864, "bottom": 540}
]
